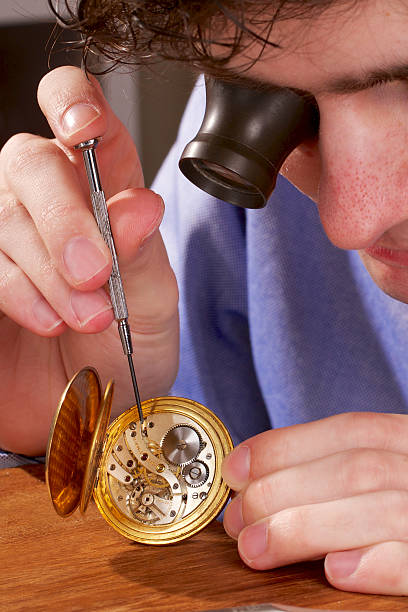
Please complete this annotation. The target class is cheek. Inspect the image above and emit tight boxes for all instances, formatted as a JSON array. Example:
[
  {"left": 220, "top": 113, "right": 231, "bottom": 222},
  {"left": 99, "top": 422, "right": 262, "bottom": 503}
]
[{"left": 280, "top": 140, "right": 321, "bottom": 202}]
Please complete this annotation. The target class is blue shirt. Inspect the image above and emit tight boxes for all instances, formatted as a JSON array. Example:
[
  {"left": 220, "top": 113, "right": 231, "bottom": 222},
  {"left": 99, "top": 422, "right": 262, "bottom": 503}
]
[
  {"left": 156, "top": 78, "right": 408, "bottom": 446},
  {"left": 2, "top": 78, "right": 408, "bottom": 467}
]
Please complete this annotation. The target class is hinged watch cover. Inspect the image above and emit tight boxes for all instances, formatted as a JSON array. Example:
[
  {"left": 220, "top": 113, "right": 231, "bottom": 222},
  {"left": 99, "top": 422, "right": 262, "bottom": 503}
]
[
  {"left": 46, "top": 367, "right": 113, "bottom": 517},
  {"left": 46, "top": 367, "right": 233, "bottom": 545}
]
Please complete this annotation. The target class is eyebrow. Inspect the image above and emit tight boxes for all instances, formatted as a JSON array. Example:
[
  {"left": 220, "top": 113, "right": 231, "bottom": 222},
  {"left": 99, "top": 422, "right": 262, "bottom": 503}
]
[
  {"left": 222, "top": 62, "right": 408, "bottom": 96},
  {"left": 327, "top": 64, "right": 408, "bottom": 94}
]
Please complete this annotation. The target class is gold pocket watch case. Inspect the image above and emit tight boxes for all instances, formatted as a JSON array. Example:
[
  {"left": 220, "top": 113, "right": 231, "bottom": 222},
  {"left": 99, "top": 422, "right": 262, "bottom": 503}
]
[{"left": 46, "top": 367, "right": 233, "bottom": 545}]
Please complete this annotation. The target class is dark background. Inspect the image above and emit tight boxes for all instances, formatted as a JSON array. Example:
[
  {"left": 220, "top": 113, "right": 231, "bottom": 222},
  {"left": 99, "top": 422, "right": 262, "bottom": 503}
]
[
  {"left": 0, "top": 22, "right": 81, "bottom": 144},
  {"left": 0, "top": 21, "right": 194, "bottom": 185}
]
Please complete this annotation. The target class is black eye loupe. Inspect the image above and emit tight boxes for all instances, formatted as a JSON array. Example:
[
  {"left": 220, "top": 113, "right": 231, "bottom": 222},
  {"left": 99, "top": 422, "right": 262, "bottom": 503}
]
[{"left": 179, "top": 77, "right": 319, "bottom": 209}]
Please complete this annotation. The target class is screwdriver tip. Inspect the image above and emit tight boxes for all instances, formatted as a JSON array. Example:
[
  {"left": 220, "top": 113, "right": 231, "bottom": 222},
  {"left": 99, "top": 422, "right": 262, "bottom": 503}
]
[{"left": 127, "top": 353, "right": 144, "bottom": 426}]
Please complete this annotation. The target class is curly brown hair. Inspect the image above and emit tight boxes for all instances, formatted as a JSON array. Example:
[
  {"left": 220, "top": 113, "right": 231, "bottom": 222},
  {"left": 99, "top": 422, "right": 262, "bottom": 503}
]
[{"left": 48, "top": 1, "right": 341, "bottom": 75}]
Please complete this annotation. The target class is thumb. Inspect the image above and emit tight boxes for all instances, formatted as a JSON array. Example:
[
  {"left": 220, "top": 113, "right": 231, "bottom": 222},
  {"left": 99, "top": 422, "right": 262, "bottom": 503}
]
[
  {"left": 325, "top": 541, "right": 408, "bottom": 595},
  {"left": 37, "top": 66, "right": 143, "bottom": 196}
]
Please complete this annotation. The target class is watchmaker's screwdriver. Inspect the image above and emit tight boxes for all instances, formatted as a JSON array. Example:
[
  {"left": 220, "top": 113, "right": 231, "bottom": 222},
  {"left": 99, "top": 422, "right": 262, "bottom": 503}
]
[{"left": 75, "top": 138, "right": 144, "bottom": 428}]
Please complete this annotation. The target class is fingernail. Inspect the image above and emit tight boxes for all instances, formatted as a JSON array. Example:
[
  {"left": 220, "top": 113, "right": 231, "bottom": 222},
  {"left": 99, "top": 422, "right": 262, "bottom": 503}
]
[
  {"left": 239, "top": 521, "right": 268, "bottom": 563},
  {"left": 61, "top": 103, "right": 101, "bottom": 137},
  {"left": 223, "top": 445, "right": 251, "bottom": 489},
  {"left": 32, "top": 297, "right": 63, "bottom": 331},
  {"left": 224, "top": 495, "right": 244, "bottom": 539},
  {"left": 71, "top": 288, "right": 112, "bottom": 327},
  {"left": 63, "top": 236, "right": 110, "bottom": 284},
  {"left": 325, "top": 549, "right": 363, "bottom": 580}
]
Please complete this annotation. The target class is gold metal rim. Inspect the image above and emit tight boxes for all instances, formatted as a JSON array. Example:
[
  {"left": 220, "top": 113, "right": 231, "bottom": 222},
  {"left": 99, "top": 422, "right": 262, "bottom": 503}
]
[
  {"left": 94, "top": 397, "right": 233, "bottom": 544},
  {"left": 80, "top": 379, "right": 114, "bottom": 514}
]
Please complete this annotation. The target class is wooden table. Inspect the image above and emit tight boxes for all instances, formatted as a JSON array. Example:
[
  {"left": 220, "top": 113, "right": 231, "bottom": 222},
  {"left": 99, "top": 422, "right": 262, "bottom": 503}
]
[{"left": 1, "top": 465, "right": 406, "bottom": 611}]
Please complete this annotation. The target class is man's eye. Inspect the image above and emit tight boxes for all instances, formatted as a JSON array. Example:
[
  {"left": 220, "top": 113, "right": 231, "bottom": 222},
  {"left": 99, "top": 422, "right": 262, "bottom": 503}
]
[{"left": 367, "top": 78, "right": 390, "bottom": 89}]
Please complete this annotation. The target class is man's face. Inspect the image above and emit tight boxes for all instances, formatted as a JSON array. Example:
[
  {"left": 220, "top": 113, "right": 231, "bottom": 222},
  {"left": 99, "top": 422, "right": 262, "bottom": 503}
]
[{"left": 231, "top": 1, "right": 408, "bottom": 302}]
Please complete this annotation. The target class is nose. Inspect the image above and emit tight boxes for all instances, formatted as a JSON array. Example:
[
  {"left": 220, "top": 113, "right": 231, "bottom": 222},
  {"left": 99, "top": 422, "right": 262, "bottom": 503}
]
[{"left": 316, "top": 87, "right": 408, "bottom": 250}]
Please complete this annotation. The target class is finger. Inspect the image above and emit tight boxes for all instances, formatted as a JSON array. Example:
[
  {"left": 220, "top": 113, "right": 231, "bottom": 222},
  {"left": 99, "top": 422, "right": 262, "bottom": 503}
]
[
  {"left": 61, "top": 188, "right": 179, "bottom": 403},
  {"left": 107, "top": 189, "right": 178, "bottom": 329},
  {"left": 1, "top": 134, "right": 113, "bottom": 292},
  {"left": 0, "top": 186, "right": 164, "bottom": 334},
  {"left": 222, "top": 411, "right": 408, "bottom": 490},
  {"left": 0, "top": 194, "right": 112, "bottom": 334},
  {"left": 325, "top": 541, "right": 408, "bottom": 596},
  {"left": 236, "top": 490, "right": 408, "bottom": 570},
  {"left": 0, "top": 249, "right": 65, "bottom": 336},
  {"left": 37, "top": 66, "right": 143, "bottom": 196},
  {"left": 107, "top": 188, "right": 165, "bottom": 266},
  {"left": 224, "top": 447, "right": 408, "bottom": 536},
  {"left": 2, "top": 66, "right": 144, "bottom": 299},
  {"left": 0, "top": 184, "right": 115, "bottom": 333}
]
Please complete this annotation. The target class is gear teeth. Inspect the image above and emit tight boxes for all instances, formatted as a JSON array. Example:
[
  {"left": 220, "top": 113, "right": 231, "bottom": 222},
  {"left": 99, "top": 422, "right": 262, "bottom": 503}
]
[
  {"left": 161, "top": 424, "right": 203, "bottom": 467},
  {"left": 182, "top": 460, "right": 209, "bottom": 488}
]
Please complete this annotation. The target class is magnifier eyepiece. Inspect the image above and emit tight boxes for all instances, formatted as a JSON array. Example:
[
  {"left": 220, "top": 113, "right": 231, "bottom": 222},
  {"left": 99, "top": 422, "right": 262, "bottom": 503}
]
[
  {"left": 191, "top": 159, "right": 259, "bottom": 198},
  {"left": 179, "top": 77, "right": 319, "bottom": 209},
  {"left": 192, "top": 160, "right": 255, "bottom": 190}
]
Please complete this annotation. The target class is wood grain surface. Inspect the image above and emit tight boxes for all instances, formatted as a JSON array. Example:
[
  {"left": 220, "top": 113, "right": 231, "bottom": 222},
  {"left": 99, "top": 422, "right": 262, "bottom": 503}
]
[{"left": 1, "top": 464, "right": 407, "bottom": 611}]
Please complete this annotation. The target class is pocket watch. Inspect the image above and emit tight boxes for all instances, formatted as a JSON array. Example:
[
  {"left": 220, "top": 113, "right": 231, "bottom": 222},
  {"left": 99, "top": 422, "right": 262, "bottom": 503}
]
[{"left": 45, "top": 367, "right": 233, "bottom": 545}]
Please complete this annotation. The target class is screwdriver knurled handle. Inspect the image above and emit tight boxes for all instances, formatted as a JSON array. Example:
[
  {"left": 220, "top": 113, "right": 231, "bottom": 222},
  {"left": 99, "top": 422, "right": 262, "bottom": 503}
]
[{"left": 90, "top": 191, "right": 128, "bottom": 321}]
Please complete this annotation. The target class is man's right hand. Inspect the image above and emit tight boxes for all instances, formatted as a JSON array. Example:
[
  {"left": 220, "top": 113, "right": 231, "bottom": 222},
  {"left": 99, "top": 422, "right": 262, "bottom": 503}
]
[{"left": 0, "top": 66, "right": 179, "bottom": 456}]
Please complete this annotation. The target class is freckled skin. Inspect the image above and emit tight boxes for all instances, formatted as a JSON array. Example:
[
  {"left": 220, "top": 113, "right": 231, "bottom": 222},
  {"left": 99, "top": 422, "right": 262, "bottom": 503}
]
[
  {"left": 234, "top": 4, "right": 408, "bottom": 303},
  {"left": 220, "top": 6, "right": 408, "bottom": 589}
]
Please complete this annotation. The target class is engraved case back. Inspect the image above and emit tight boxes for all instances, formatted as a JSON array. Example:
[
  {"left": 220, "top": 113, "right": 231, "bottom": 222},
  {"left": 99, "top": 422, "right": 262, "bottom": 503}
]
[{"left": 46, "top": 368, "right": 103, "bottom": 517}]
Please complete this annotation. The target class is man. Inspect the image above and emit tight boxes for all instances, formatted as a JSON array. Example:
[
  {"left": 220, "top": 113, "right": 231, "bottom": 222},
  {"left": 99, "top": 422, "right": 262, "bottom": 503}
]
[{"left": 1, "top": 0, "right": 408, "bottom": 595}]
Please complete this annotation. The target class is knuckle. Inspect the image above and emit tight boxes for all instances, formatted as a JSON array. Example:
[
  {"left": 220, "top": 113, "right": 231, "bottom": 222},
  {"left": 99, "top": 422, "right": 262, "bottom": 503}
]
[
  {"left": 1, "top": 132, "right": 33, "bottom": 160},
  {"left": 1, "top": 133, "right": 40, "bottom": 177},
  {"left": 269, "top": 506, "right": 309, "bottom": 550},
  {"left": 340, "top": 448, "right": 388, "bottom": 493},
  {"left": 157, "top": 268, "right": 179, "bottom": 322},
  {"left": 341, "top": 412, "right": 375, "bottom": 444},
  {"left": 341, "top": 411, "right": 401, "bottom": 450},
  {"left": 0, "top": 267, "right": 11, "bottom": 294},
  {"left": 0, "top": 263, "right": 19, "bottom": 305},
  {"left": 2, "top": 136, "right": 62, "bottom": 184},
  {"left": 388, "top": 491, "right": 408, "bottom": 540},
  {"left": 387, "top": 545, "right": 408, "bottom": 593},
  {"left": 38, "top": 199, "right": 74, "bottom": 229},
  {"left": 129, "top": 267, "right": 179, "bottom": 333},
  {"left": 370, "top": 491, "right": 408, "bottom": 543},
  {"left": 0, "top": 193, "right": 22, "bottom": 232},
  {"left": 37, "top": 252, "right": 56, "bottom": 279},
  {"left": 243, "top": 478, "right": 273, "bottom": 523}
]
